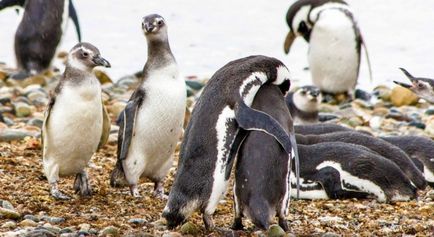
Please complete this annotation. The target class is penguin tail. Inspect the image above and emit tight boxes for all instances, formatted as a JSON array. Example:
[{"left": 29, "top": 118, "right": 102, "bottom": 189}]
[
  {"left": 110, "top": 160, "right": 128, "bottom": 188},
  {"left": 247, "top": 200, "right": 271, "bottom": 230}
]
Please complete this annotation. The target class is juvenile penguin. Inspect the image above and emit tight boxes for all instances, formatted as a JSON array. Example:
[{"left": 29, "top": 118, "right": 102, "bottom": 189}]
[
  {"left": 394, "top": 68, "right": 434, "bottom": 103},
  {"left": 42, "top": 42, "right": 111, "bottom": 200},
  {"left": 286, "top": 85, "right": 321, "bottom": 125},
  {"left": 110, "top": 14, "right": 186, "bottom": 199},
  {"left": 296, "top": 131, "right": 426, "bottom": 189},
  {"left": 233, "top": 84, "right": 294, "bottom": 231},
  {"left": 382, "top": 135, "right": 434, "bottom": 187},
  {"left": 292, "top": 142, "right": 417, "bottom": 202},
  {"left": 283, "top": 0, "right": 372, "bottom": 94},
  {"left": 163, "top": 55, "right": 298, "bottom": 230},
  {"left": 0, "top": 0, "right": 82, "bottom": 78}
]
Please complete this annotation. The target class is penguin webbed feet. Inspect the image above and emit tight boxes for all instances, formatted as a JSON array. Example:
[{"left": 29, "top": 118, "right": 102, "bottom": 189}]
[
  {"left": 50, "top": 183, "right": 71, "bottom": 200},
  {"left": 203, "top": 214, "right": 215, "bottom": 231},
  {"left": 278, "top": 216, "right": 289, "bottom": 232},
  {"left": 231, "top": 216, "right": 244, "bottom": 230},
  {"left": 153, "top": 181, "right": 168, "bottom": 200},
  {"left": 129, "top": 184, "right": 142, "bottom": 198},
  {"left": 73, "top": 171, "right": 92, "bottom": 197}
]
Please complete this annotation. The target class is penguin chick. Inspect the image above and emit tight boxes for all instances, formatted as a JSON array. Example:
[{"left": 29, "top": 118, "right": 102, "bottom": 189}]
[
  {"left": 394, "top": 68, "right": 434, "bottom": 103},
  {"left": 42, "top": 42, "right": 111, "bottom": 200},
  {"left": 110, "top": 14, "right": 186, "bottom": 199},
  {"left": 286, "top": 85, "right": 321, "bottom": 125}
]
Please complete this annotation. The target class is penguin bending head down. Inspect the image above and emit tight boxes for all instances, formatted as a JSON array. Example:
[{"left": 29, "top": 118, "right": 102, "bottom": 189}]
[
  {"left": 162, "top": 55, "right": 299, "bottom": 230},
  {"left": 110, "top": 14, "right": 186, "bottom": 199},
  {"left": 394, "top": 68, "right": 434, "bottom": 103},
  {"left": 286, "top": 85, "right": 321, "bottom": 125},
  {"left": 42, "top": 42, "right": 111, "bottom": 200}
]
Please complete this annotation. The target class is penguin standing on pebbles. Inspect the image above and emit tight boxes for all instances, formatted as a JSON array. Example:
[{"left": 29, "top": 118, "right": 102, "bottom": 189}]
[
  {"left": 394, "top": 68, "right": 434, "bottom": 103},
  {"left": 42, "top": 42, "right": 111, "bottom": 200},
  {"left": 283, "top": 0, "right": 372, "bottom": 94},
  {"left": 286, "top": 85, "right": 321, "bottom": 125},
  {"left": 110, "top": 14, "right": 186, "bottom": 199}
]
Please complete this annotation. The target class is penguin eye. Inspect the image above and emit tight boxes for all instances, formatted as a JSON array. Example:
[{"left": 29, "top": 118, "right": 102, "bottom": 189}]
[
  {"left": 157, "top": 20, "right": 163, "bottom": 26},
  {"left": 82, "top": 52, "right": 89, "bottom": 57},
  {"left": 300, "top": 90, "right": 307, "bottom": 96},
  {"left": 418, "top": 83, "right": 425, "bottom": 89}
]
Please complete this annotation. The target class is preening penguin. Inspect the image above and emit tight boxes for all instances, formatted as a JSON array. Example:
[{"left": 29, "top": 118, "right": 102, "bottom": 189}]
[
  {"left": 110, "top": 14, "right": 186, "bottom": 199},
  {"left": 163, "top": 55, "right": 298, "bottom": 230},
  {"left": 394, "top": 68, "right": 434, "bottom": 103},
  {"left": 286, "top": 85, "right": 321, "bottom": 125},
  {"left": 0, "top": 0, "right": 82, "bottom": 78},
  {"left": 42, "top": 42, "right": 111, "bottom": 200},
  {"left": 232, "top": 84, "right": 295, "bottom": 232},
  {"left": 283, "top": 0, "right": 372, "bottom": 94}
]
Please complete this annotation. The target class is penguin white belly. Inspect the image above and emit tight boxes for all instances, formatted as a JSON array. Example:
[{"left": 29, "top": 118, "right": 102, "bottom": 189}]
[
  {"left": 124, "top": 72, "right": 186, "bottom": 183},
  {"left": 43, "top": 79, "right": 102, "bottom": 179},
  {"left": 308, "top": 10, "right": 359, "bottom": 93}
]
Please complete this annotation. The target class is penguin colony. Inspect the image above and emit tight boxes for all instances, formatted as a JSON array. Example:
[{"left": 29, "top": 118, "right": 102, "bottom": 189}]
[{"left": 0, "top": 0, "right": 433, "bottom": 233}]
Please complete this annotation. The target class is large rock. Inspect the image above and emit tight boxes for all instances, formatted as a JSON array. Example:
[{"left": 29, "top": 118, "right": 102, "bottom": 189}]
[{"left": 390, "top": 86, "right": 419, "bottom": 107}]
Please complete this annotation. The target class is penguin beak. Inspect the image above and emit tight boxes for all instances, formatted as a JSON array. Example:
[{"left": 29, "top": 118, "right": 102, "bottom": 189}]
[
  {"left": 393, "top": 81, "right": 412, "bottom": 89},
  {"left": 143, "top": 22, "right": 155, "bottom": 33},
  {"left": 394, "top": 68, "right": 417, "bottom": 89},
  {"left": 93, "top": 56, "right": 111, "bottom": 68},
  {"left": 284, "top": 31, "right": 296, "bottom": 54}
]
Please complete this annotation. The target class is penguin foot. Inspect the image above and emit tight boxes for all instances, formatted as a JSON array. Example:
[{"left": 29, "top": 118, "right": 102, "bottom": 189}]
[
  {"left": 231, "top": 217, "right": 244, "bottom": 230},
  {"left": 203, "top": 214, "right": 215, "bottom": 231},
  {"left": 73, "top": 171, "right": 92, "bottom": 197},
  {"left": 278, "top": 217, "right": 289, "bottom": 232},
  {"left": 50, "top": 187, "right": 70, "bottom": 200},
  {"left": 153, "top": 181, "right": 168, "bottom": 199},
  {"left": 130, "top": 185, "right": 142, "bottom": 198}
]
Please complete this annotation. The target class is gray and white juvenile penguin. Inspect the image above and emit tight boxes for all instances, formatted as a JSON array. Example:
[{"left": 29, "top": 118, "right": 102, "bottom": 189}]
[
  {"left": 42, "top": 42, "right": 111, "bottom": 200},
  {"left": 283, "top": 0, "right": 372, "bottom": 94},
  {"left": 286, "top": 85, "right": 321, "bottom": 125},
  {"left": 233, "top": 84, "right": 294, "bottom": 232},
  {"left": 0, "top": 0, "right": 82, "bottom": 78},
  {"left": 292, "top": 142, "right": 417, "bottom": 202},
  {"left": 110, "top": 14, "right": 186, "bottom": 199},
  {"left": 394, "top": 68, "right": 434, "bottom": 103},
  {"left": 296, "top": 131, "right": 426, "bottom": 189},
  {"left": 382, "top": 136, "right": 434, "bottom": 187},
  {"left": 163, "top": 55, "right": 298, "bottom": 230}
]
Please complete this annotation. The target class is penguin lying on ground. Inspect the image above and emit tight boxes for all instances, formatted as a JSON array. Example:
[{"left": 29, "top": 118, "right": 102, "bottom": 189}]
[
  {"left": 394, "top": 68, "right": 434, "bottom": 103},
  {"left": 296, "top": 131, "right": 426, "bottom": 189},
  {"left": 163, "top": 55, "right": 299, "bottom": 230},
  {"left": 286, "top": 85, "right": 321, "bottom": 125},
  {"left": 110, "top": 14, "right": 186, "bottom": 199},
  {"left": 382, "top": 136, "right": 434, "bottom": 187},
  {"left": 292, "top": 142, "right": 417, "bottom": 202},
  {"left": 294, "top": 123, "right": 352, "bottom": 135},
  {"left": 42, "top": 42, "right": 111, "bottom": 200},
  {"left": 283, "top": 0, "right": 372, "bottom": 95},
  {"left": 233, "top": 84, "right": 294, "bottom": 232},
  {"left": 0, "top": 0, "right": 82, "bottom": 78}
]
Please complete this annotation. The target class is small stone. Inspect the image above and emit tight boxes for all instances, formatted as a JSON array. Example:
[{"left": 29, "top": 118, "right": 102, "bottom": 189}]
[
  {"left": 20, "top": 219, "right": 38, "bottom": 227},
  {"left": 1, "top": 221, "right": 16, "bottom": 228},
  {"left": 94, "top": 70, "right": 113, "bottom": 85},
  {"left": 355, "top": 89, "right": 372, "bottom": 101},
  {"left": 425, "top": 109, "right": 434, "bottom": 115},
  {"left": 390, "top": 86, "right": 419, "bottom": 107},
  {"left": 408, "top": 121, "right": 425, "bottom": 129},
  {"left": 60, "top": 233, "right": 79, "bottom": 237},
  {"left": 162, "top": 232, "right": 182, "bottom": 237},
  {"left": 0, "top": 207, "right": 21, "bottom": 220},
  {"left": 180, "top": 222, "right": 199, "bottom": 235},
  {"left": 24, "top": 214, "right": 40, "bottom": 222},
  {"left": 28, "top": 229, "right": 57, "bottom": 237},
  {"left": 321, "top": 232, "right": 341, "bottom": 237},
  {"left": 1, "top": 200, "right": 14, "bottom": 210},
  {"left": 99, "top": 226, "right": 120, "bottom": 237},
  {"left": 128, "top": 218, "right": 146, "bottom": 225},
  {"left": 27, "top": 118, "right": 44, "bottom": 128},
  {"left": 267, "top": 224, "right": 286, "bottom": 237},
  {"left": 60, "top": 227, "right": 76, "bottom": 234},
  {"left": 14, "top": 102, "right": 33, "bottom": 117},
  {"left": 46, "top": 216, "right": 65, "bottom": 224},
  {"left": 108, "top": 101, "right": 127, "bottom": 120},
  {"left": 373, "top": 85, "right": 392, "bottom": 101},
  {"left": 27, "top": 90, "right": 47, "bottom": 102},
  {"left": 79, "top": 223, "right": 91, "bottom": 232}
]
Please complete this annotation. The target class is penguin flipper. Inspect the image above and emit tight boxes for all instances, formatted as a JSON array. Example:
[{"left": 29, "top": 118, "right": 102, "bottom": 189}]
[
  {"left": 68, "top": 0, "right": 81, "bottom": 42},
  {"left": 0, "top": 0, "right": 25, "bottom": 10},
  {"left": 98, "top": 101, "right": 111, "bottom": 150},
  {"left": 41, "top": 95, "right": 56, "bottom": 152},
  {"left": 224, "top": 129, "right": 248, "bottom": 180}
]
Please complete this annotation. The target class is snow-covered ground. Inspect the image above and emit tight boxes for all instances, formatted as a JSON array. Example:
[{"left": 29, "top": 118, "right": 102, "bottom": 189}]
[{"left": 1, "top": 0, "right": 434, "bottom": 89}]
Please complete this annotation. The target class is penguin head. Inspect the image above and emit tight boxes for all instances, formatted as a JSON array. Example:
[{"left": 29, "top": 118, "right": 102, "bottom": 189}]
[
  {"left": 293, "top": 85, "right": 322, "bottom": 113},
  {"left": 284, "top": 2, "right": 314, "bottom": 54},
  {"left": 142, "top": 14, "right": 167, "bottom": 37},
  {"left": 394, "top": 68, "right": 434, "bottom": 103},
  {"left": 67, "top": 42, "right": 111, "bottom": 72}
]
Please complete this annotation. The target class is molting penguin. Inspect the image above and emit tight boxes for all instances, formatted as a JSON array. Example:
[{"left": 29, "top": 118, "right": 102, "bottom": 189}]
[
  {"left": 292, "top": 142, "right": 417, "bottom": 202},
  {"left": 232, "top": 84, "right": 294, "bottom": 232},
  {"left": 394, "top": 68, "right": 434, "bottom": 103},
  {"left": 109, "top": 14, "right": 186, "bottom": 199},
  {"left": 0, "top": 0, "right": 82, "bottom": 78},
  {"left": 382, "top": 135, "right": 434, "bottom": 187},
  {"left": 42, "top": 42, "right": 111, "bottom": 200},
  {"left": 286, "top": 85, "right": 321, "bottom": 125},
  {"left": 283, "top": 0, "right": 372, "bottom": 94},
  {"left": 296, "top": 131, "right": 426, "bottom": 189},
  {"left": 162, "top": 55, "right": 298, "bottom": 230}
]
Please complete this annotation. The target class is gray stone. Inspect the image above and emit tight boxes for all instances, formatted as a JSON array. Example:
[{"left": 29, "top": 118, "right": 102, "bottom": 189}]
[
  {"left": 425, "top": 109, "right": 434, "bottom": 115},
  {"left": 1, "top": 221, "right": 16, "bottom": 228},
  {"left": 20, "top": 219, "right": 38, "bottom": 227},
  {"left": 162, "top": 232, "right": 182, "bottom": 237},
  {"left": 24, "top": 214, "right": 40, "bottom": 222},
  {"left": 60, "top": 233, "right": 79, "bottom": 237},
  {"left": 41, "top": 216, "right": 65, "bottom": 224},
  {"left": 1, "top": 200, "right": 15, "bottom": 210},
  {"left": 267, "top": 224, "right": 286, "bottom": 237},
  {"left": 27, "top": 118, "right": 44, "bottom": 128},
  {"left": 99, "top": 226, "right": 120, "bottom": 237},
  {"left": 14, "top": 102, "right": 32, "bottom": 117},
  {"left": 78, "top": 223, "right": 91, "bottom": 232},
  {"left": 128, "top": 218, "right": 146, "bottom": 225},
  {"left": 0, "top": 207, "right": 21, "bottom": 220},
  {"left": 321, "top": 232, "right": 341, "bottom": 237},
  {"left": 180, "top": 222, "right": 200, "bottom": 236},
  {"left": 25, "top": 228, "right": 57, "bottom": 237}
]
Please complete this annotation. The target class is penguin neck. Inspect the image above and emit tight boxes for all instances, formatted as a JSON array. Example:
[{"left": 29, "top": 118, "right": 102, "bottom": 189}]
[
  {"left": 64, "top": 66, "right": 94, "bottom": 83},
  {"left": 145, "top": 37, "right": 176, "bottom": 71}
]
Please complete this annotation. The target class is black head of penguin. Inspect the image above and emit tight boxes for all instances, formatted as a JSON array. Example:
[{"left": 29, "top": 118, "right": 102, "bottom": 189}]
[
  {"left": 66, "top": 42, "right": 111, "bottom": 72},
  {"left": 142, "top": 14, "right": 169, "bottom": 42},
  {"left": 234, "top": 84, "right": 293, "bottom": 231}
]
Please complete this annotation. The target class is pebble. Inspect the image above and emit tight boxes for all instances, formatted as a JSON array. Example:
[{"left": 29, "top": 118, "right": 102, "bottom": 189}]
[
  {"left": 108, "top": 101, "right": 127, "bottom": 119},
  {"left": 180, "top": 221, "right": 200, "bottom": 235},
  {"left": 78, "top": 223, "right": 91, "bottom": 232},
  {"left": 61, "top": 233, "right": 79, "bottom": 237},
  {"left": 162, "top": 232, "right": 182, "bottom": 237},
  {"left": 27, "top": 117, "right": 44, "bottom": 128},
  {"left": 1, "top": 200, "right": 15, "bottom": 210},
  {"left": 321, "top": 232, "right": 341, "bottom": 237},
  {"left": 128, "top": 218, "right": 146, "bottom": 225},
  {"left": 267, "top": 224, "right": 286, "bottom": 237},
  {"left": 14, "top": 102, "right": 33, "bottom": 117},
  {"left": 425, "top": 109, "right": 434, "bottom": 115},
  {"left": 42, "top": 216, "right": 66, "bottom": 224},
  {"left": 390, "top": 86, "right": 419, "bottom": 107},
  {"left": 99, "top": 226, "right": 120, "bottom": 237},
  {"left": 1, "top": 221, "right": 16, "bottom": 229},
  {"left": 20, "top": 219, "right": 38, "bottom": 227},
  {"left": 0, "top": 207, "right": 21, "bottom": 220}
]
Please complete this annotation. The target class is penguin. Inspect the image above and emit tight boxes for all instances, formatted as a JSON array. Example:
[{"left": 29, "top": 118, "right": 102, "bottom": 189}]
[
  {"left": 283, "top": 0, "right": 372, "bottom": 94},
  {"left": 296, "top": 131, "right": 426, "bottom": 189},
  {"left": 109, "top": 14, "right": 186, "bottom": 199},
  {"left": 163, "top": 55, "right": 299, "bottom": 230},
  {"left": 382, "top": 135, "right": 434, "bottom": 187},
  {"left": 294, "top": 123, "right": 353, "bottom": 135},
  {"left": 232, "top": 84, "right": 294, "bottom": 232},
  {"left": 286, "top": 85, "right": 321, "bottom": 125},
  {"left": 394, "top": 68, "right": 434, "bottom": 103},
  {"left": 42, "top": 42, "right": 111, "bottom": 200},
  {"left": 0, "top": 0, "right": 82, "bottom": 78},
  {"left": 292, "top": 142, "right": 417, "bottom": 202}
]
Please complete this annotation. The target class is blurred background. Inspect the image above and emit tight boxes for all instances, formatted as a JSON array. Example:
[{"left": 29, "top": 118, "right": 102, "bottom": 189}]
[{"left": 1, "top": 0, "right": 433, "bottom": 89}]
